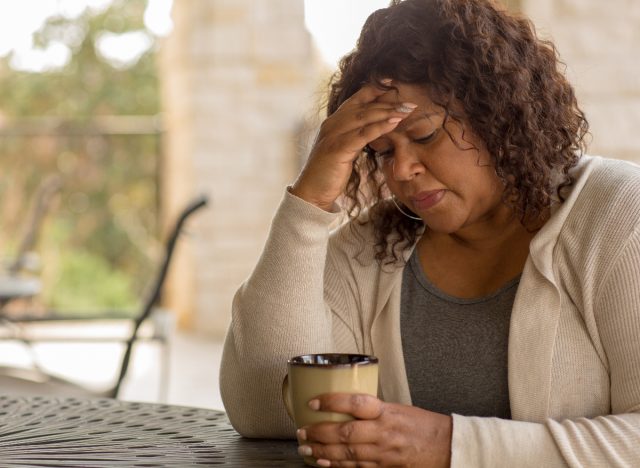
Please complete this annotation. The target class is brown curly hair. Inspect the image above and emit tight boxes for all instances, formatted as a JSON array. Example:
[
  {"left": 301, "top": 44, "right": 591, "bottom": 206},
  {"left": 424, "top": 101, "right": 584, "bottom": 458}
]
[{"left": 326, "top": 0, "right": 589, "bottom": 265}]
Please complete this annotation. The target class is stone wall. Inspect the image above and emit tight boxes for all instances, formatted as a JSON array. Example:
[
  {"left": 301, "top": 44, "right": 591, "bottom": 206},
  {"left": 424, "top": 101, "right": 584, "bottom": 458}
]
[
  {"left": 159, "top": 0, "right": 321, "bottom": 336},
  {"left": 521, "top": 0, "right": 640, "bottom": 162}
]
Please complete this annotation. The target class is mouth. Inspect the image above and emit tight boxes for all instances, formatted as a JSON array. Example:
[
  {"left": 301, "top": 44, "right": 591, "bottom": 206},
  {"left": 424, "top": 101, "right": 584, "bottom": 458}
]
[{"left": 409, "top": 190, "right": 446, "bottom": 211}]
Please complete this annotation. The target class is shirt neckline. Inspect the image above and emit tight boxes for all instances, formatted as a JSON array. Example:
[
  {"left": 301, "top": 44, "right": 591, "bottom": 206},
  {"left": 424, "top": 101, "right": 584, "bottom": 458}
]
[{"left": 408, "top": 250, "right": 521, "bottom": 305}]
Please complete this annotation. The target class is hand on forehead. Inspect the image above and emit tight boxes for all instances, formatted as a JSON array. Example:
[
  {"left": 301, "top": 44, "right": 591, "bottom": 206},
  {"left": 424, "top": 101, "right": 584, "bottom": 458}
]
[{"left": 373, "top": 82, "right": 443, "bottom": 124}]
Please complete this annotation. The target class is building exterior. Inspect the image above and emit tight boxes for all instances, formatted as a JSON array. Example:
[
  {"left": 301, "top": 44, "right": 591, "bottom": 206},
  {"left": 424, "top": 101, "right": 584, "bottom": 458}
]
[
  {"left": 160, "top": 0, "right": 640, "bottom": 336},
  {"left": 520, "top": 0, "right": 640, "bottom": 162},
  {"left": 160, "top": 0, "right": 322, "bottom": 335}
]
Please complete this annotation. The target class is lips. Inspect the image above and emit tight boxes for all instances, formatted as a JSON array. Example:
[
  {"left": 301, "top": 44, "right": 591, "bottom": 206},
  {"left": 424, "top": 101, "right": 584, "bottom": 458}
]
[{"left": 410, "top": 190, "right": 446, "bottom": 211}]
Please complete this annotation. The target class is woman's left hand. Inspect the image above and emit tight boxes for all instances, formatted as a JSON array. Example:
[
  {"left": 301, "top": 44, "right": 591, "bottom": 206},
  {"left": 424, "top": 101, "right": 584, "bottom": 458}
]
[{"left": 297, "top": 393, "right": 452, "bottom": 467}]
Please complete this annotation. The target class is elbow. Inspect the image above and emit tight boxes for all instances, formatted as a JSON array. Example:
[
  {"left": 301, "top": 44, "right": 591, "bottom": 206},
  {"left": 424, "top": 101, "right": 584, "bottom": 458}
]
[
  {"left": 225, "top": 407, "right": 294, "bottom": 440},
  {"left": 220, "top": 378, "right": 294, "bottom": 439}
]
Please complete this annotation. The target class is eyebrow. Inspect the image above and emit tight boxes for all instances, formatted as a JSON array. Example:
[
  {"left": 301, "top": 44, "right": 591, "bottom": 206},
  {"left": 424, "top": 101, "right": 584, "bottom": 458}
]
[
  {"left": 397, "top": 111, "right": 442, "bottom": 131},
  {"left": 368, "top": 113, "right": 442, "bottom": 149}
]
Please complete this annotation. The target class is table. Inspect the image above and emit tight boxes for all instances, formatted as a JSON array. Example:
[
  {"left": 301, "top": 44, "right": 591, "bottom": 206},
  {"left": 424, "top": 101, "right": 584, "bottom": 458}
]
[{"left": 0, "top": 395, "right": 304, "bottom": 467}]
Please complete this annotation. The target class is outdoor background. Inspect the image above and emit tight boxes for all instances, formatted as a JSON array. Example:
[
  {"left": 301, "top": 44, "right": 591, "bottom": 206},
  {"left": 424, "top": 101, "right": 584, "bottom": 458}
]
[{"left": 0, "top": 0, "right": 638, "bottom": 409}]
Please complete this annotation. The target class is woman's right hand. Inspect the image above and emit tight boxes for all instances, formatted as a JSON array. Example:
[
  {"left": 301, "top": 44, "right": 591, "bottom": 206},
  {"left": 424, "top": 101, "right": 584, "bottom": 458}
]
[{"left": 290, "top": 81, "right": 416, "bottom": 212}]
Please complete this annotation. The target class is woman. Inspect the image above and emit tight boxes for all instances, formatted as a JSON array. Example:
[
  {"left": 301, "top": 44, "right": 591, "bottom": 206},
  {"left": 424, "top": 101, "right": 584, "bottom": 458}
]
[{"left": 220, "top": 0, "right": 640, "bottom": 466}]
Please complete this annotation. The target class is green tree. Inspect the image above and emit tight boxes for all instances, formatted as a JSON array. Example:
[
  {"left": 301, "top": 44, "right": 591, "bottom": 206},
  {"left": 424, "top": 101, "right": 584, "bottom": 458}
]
[{"left": 0, "top": 0, "right": 161, "bottom": 314}]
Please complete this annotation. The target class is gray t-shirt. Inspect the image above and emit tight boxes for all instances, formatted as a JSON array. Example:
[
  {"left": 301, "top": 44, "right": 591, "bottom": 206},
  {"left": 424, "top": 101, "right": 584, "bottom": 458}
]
[{"left": 400, "top": 250, "right": 518, "bottom": 418}]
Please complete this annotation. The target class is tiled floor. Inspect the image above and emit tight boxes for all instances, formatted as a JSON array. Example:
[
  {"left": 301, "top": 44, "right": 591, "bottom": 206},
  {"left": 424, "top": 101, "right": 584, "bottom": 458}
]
[
  {"left": 0, "top": 322, "right": 225, "bottom": 410},
  {"left": 122, "top": 330, "right": 225, "bottom": 410}
]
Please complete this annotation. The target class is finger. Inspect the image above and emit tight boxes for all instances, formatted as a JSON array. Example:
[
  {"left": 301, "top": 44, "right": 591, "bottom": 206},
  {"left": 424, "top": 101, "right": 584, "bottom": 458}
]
[
  {"left": 343, "top": 79, "right": 394, "bottom": 106},
  {"left": 315, "top": 459, "right": 378, "bottom": 468},
  {"left": 299, "top": 442, "right": 381, "bottom": 465},
  {"left": 302, "top": 420, "right": 380, "bottom": 445},
  {"left": 351, "top": 103, "right": 414, "bottom": 123},
  {"left": 334, "top": 119, "right": 402, "bottom": 154},
  {"left": 310, "top": 393, "right": 385, "bottom": 420},
  {"left": 323, "top": 103, "right": 413, "bottom": 136},
  {"left": 315, "top": 118, "right": 401, "bottom": 158}
]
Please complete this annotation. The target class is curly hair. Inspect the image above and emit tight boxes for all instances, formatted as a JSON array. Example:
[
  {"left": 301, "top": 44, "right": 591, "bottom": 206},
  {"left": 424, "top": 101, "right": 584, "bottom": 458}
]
[{"left": 326, "top": 0, "right": 589, "bottom": 265}]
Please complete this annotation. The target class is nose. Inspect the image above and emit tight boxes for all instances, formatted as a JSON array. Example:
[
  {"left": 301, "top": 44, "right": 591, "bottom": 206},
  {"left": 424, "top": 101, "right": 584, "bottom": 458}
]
[{"left": 391, "top": 145, "right": 424, "bottom": 181}]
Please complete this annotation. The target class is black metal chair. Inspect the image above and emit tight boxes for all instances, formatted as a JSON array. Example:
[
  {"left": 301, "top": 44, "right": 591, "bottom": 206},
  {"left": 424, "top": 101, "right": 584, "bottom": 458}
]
[{"left": 0, "top": 195, "right": 208, "bottom": 398}]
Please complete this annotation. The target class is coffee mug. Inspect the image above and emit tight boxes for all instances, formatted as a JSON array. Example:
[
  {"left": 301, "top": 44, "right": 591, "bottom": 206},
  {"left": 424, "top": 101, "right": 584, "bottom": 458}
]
[{"left": 282, "top": 353, "right": 379, "bottom": 466}]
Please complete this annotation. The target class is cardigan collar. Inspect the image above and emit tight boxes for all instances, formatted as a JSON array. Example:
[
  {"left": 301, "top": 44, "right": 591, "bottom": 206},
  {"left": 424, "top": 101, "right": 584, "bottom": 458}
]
[
  {"left": 528, "top": 155, "right": 601, "bottom": 286},
  {"left": 508, "top": 155, "right": 601, "bottom": 421}
]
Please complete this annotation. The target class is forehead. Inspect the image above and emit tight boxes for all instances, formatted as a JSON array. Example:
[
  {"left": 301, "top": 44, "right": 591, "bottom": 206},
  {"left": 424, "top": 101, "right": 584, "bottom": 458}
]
[
  {"left": 374, "top": 83, "right": 437, "bottom": 109},
  {"left": 375, "top": 83, "right": 443, "bottom": 129}
]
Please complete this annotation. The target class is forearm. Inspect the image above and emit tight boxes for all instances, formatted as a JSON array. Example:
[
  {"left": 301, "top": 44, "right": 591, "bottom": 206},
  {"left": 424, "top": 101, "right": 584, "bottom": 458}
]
[
  {"left": 220, "top": 189, "right": 340, "bottom": 437},
  {"left": 451, "top": 415, "right": 565, "bottom": 468},
  {"left": 451, "top": 412, "right": 640, "bottom": 468}
]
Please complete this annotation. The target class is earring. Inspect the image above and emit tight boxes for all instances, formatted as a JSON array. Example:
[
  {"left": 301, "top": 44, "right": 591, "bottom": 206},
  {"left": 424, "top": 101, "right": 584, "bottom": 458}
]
[{"left": 391, "top": 196, "right": 422, "bottom": 221}]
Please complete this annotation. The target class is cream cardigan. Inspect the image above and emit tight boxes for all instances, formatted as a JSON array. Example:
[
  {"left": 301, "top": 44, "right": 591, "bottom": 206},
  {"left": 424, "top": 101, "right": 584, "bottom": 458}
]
[{"left": 220, "top": 155, "right": 640, "bottom": 467}]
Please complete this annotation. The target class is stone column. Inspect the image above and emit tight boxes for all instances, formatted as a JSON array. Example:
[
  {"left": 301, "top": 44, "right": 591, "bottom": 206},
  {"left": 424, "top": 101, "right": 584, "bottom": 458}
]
[
  {"left": 160, "top": 0, "right": 319, "bottom": 335},
  {"left": 523, "top": 0, "right": 640, "bottom": 162}
]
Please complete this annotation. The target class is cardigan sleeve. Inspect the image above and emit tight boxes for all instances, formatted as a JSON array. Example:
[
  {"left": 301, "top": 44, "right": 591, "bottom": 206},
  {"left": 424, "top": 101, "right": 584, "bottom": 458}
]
[
  {"left": 451, "top": 227, "right": 640, "bottom": 468},
  {"left": 219, "top": 189, "right": 360, "bottom": 438}
]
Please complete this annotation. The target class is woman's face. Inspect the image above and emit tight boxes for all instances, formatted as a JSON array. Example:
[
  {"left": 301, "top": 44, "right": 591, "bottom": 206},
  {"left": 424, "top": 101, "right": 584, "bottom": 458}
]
[{"left": 367, "top": 83, "right": 507, "bottom": 234}]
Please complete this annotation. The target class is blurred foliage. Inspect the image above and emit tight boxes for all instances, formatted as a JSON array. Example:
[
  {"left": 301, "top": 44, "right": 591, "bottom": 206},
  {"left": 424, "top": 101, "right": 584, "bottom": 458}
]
[
  {"left": 47, "top": 249, "right": 138, "bottom": 313},
  {"left": 0, "top": 0, "right": 157, "bottom": 117},
  {"left": 0, "top": 0, "right": 161, "bottom": 314}
]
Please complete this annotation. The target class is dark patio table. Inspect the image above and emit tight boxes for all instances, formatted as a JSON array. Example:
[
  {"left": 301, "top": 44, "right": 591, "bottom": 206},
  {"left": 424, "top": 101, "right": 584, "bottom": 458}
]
[{"left": 0, "top": 395, "right": 303, "bottom": 467}]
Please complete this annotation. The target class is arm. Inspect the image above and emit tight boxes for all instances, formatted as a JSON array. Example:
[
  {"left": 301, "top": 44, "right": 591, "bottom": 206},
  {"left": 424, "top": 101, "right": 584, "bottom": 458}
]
[
  {"left": 220, "top": 82, "right": 413, "bottom": 438},
  {"left": 220, "top": 191, "right": 374, "bottom": 438},
  {"left": 220, "top": 190, "right": 339, "bottom": 438}
]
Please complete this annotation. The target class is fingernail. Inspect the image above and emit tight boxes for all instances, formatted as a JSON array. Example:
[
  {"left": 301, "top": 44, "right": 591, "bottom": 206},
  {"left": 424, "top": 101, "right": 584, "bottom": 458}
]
[
  {"left": 388, "top": 117, "right": 402, "bottom": 124},
  {"left": 308, "top": 399, "right": 320, "bottom": 410},
  {"left": 298, "top": 445, "right": 313, "bottom": 456},
  {"left": 381, "top": 78, "right": 392, "bottom": 85},
  {"left": 317, "top": 459, "right": 332, "bottom": 467},
  {"left": 296, "top": 428, "right": 307, "bottom": 441},
  {"left": 396, "top": 102, "right": 418, "bottom": 113}
]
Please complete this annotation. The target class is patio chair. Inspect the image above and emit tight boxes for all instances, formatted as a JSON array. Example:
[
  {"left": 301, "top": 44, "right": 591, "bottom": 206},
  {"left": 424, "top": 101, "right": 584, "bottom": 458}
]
[
  {"left": 0, "top": 175, "right": 62, "bottom": 310},
  {"left": 0, "top": 195, "right": 208, "bottom": 398}
]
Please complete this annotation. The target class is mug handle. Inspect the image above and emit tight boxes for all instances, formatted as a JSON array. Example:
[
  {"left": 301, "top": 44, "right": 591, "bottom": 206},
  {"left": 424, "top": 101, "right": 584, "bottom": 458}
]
[{"left": 282, "top": 374, "right": 295, "bottom": 421}]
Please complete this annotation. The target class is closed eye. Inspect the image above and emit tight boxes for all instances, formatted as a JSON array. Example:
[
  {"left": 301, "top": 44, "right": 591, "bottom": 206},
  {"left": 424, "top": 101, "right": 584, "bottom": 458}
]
[
  {"left": 413, "top": 129, "right": 437, "bottom": 144},
  {"left": 365, "top": 129, "right": 438, "bottom": 161}
]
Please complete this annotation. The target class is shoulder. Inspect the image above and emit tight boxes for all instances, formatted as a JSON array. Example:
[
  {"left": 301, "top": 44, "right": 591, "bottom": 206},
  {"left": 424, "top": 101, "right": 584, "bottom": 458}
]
[
  {"left": 529, "top": 155, "right": 640, "bottom": 258},
  {"left": 552, "top": 156, "right": 640, "bottom": 289},
  {"left": 578, "top": 155, "right": 640, "bottom": 193},
  {"left": 569, "top": 155, "right": 640, "bottom": 230}
]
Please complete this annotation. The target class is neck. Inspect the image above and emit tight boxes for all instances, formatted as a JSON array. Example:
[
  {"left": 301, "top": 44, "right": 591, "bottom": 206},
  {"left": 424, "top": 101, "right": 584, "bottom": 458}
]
[
  {"left": 423, "top": 204, "right": 542, "bottom": 253},
  {"left": 416, "top": 203, "right": 545, "bottom": 298}
]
